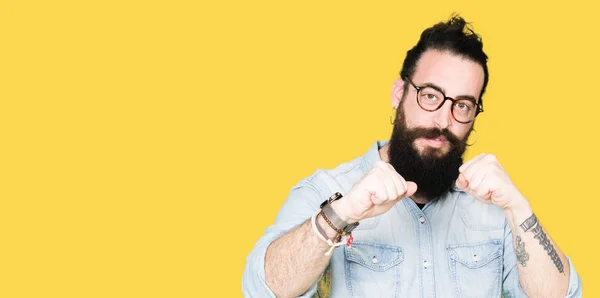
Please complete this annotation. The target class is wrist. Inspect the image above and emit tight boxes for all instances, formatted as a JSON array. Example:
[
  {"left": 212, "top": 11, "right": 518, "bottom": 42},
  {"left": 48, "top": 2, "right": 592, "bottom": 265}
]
[
  {"left": 503, "top": 198, "right": 533, "bottom": 228},
  {"left": 316, "top": 212, "right": 342, "bottom": 240},
  {"left": 319, "top": 192, "right": 360, "bottom": 234},
  {"left": 330, "top": 200, "right": 354, "bottom": 223}
]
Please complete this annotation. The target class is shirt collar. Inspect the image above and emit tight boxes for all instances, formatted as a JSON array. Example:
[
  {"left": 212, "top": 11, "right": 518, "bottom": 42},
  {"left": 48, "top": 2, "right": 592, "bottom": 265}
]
[{"left": 362, "top": 140, "right": 388, "bottom": 171}]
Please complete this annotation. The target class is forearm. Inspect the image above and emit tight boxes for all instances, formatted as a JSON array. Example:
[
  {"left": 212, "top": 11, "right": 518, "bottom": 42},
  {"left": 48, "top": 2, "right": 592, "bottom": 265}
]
[
  {"left": 505, "top": 202, "right": 570, "bottom": 298},
  {"left": 264, "top": 214, "right": 338, "bottom": 298}
]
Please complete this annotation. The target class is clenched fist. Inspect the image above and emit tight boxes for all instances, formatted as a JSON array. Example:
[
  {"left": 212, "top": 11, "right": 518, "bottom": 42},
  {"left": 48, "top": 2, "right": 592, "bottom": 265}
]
[
  {"left": 332, "top": 161, "right": 418, "bottom": 224},
  {"left": 456, "top": 153, "right": 526, "bottom": 210}
]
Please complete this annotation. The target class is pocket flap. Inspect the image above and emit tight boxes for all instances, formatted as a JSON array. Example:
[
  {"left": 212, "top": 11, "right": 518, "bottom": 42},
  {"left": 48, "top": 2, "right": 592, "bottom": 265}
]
[
  {"left": 447, "top": 240, "right": 502, "bottom": 269},
  {"left": 345, "top": 242, "right": 403, "bottom": 272}
]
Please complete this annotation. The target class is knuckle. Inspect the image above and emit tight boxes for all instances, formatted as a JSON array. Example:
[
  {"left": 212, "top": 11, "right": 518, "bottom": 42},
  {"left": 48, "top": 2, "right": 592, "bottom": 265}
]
[
  {"left": 377, "top": 187, "right": 389, "bottom": 200},
  {"left": 396, "top": 172, "right": 406, "bottom": 182},
  {"left": 397, "top": 187, "right": 407, "bottom": 196},
  {"left": 369, "top": 167, "right": 382, "bottom": 176},
  {"left": 386, "top": 162, "right": 397, "bottom": 171},
  {"left": 476, "top": 187, "right": 488, "bottom": 197},
  {"left": 396, "top": 184, "right": 406, "bottom": 194},
  {"left": 485, "top": 154, "right": 497, "bottom": 162},
  {"left": 374, "top": 160, "right": 387, "bottom": 168}
]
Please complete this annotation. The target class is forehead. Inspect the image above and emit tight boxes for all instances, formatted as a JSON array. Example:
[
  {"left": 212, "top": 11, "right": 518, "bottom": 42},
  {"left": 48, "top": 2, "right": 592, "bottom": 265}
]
[{"left": 412, "top": 50, "right": 485, "bottom": 100}]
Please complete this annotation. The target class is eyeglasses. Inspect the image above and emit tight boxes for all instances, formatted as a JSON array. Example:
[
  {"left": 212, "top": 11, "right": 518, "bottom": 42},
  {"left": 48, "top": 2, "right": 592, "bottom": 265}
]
[{"left": 404, "top": 77, "right": 484, "bottom": 124}]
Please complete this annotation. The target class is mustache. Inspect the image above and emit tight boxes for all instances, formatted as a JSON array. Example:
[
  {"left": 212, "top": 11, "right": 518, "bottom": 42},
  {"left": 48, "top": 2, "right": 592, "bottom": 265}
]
[{"left": 404, "top": 127, "right": 465, "bottom": 148}]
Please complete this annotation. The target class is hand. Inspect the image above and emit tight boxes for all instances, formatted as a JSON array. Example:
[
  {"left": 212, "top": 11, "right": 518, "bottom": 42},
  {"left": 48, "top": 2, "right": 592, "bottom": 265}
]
[
  {"left": 455, "top": 153, "right": 526, "bottom": 210},
  {"left": 332, "top": 161, "right": 417, "bottom": 224}
]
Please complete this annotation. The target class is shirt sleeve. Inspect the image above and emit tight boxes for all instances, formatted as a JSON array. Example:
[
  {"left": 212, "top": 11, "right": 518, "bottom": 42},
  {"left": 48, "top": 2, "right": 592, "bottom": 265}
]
[
  {"left": 501, "top": 220, "right": 582, "bottom": 297},
  {"left": 242, "top": 179, "right": 325, "bottom": 297}
]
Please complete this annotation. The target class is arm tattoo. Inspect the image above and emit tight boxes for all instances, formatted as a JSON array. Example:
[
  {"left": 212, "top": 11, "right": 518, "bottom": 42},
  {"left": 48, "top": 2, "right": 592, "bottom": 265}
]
[
  {"left": 519, "top": 213, "right": 538, "bottom": 232},
  {"left": 531, "top": 223, "right": 564, "bottom": 273},
  {"left": 515, "top": 236, "right": 529, "bottom": 267},
  {"left": 518, "top": 213, "right": 565, "bottom": 273}
]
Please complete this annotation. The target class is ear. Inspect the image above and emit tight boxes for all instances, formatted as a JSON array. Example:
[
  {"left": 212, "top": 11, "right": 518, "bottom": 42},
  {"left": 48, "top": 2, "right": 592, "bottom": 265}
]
[{"left": 391, "top": 78, "right": 405, "bottom": 109}]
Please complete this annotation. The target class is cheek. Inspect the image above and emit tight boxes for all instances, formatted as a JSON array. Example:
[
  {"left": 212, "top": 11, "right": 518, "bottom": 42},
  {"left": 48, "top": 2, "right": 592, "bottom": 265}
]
[
  {"left": 451, "top": 126, "right": 472, "bottom": 140},
  {"left": 402, "top": 100, "right": 432, "bottom": 127}
]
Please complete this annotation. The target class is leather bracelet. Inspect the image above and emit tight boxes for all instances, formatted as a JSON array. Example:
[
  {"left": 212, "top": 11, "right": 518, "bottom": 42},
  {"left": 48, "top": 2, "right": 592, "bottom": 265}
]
[
  {"left": 311, "top": 210, "right": 343, "bottom": 256},
  {"left": 316, "top": 213, "right": 341, "bottom": 242},
  {"left": 320, "top": 192, "right": 360, "bottom": 234},
  {"left": 319, "top": 210, "right": 345, "bottom": 236},
  {"left": 322, "top": 202, "right": 348, "bottom": 232}
]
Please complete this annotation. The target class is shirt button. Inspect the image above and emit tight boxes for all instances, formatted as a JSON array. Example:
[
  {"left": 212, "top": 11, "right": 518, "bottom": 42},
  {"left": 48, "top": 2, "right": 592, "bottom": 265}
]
[
  {"left": 473, "top": 254, "right": 481, "bottom": 262},
  {"left": 419, "top": 217, "right": 425, "bottom": 223},
  {"left": 423, "top": 260, "right": 430, "bottom": 268},
  {"left": 372, "top": 256, "right": 378, "bottom": 264}
]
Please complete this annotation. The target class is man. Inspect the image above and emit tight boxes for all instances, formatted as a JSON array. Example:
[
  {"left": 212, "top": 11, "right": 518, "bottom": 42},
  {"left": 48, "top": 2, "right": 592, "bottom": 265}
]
[{"left": 242, "top": 15, "right": 582, "bottom": 297}]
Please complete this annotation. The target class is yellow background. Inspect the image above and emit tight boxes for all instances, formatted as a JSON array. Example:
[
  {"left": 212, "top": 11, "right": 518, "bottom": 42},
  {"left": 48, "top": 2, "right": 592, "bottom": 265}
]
[{"left": 1, "top": 0, "right": 598, "bottom": 297}]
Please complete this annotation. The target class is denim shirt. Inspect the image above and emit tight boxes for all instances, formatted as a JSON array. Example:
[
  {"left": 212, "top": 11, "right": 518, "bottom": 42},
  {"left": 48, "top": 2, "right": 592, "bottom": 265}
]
[{"left": 242, "top": 141, "right": 582, "bottom": 298}]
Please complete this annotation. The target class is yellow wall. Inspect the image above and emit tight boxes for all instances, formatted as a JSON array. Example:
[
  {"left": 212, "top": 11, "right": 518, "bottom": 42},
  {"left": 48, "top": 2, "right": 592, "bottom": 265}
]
[{"left": 1, "top": 1, "right": 597, "bottom": 297}]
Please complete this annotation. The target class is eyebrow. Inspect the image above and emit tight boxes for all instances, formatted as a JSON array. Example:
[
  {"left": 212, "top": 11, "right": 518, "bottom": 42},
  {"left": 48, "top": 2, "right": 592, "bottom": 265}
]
[{"left": 421, "top": 82, "right": 478, "bottom": 103}]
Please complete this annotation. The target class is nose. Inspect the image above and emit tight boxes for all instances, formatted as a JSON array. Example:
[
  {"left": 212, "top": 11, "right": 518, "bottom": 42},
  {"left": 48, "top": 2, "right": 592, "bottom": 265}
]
[{"left": 433, "top": 100, "right": 453, "bottom": 129}]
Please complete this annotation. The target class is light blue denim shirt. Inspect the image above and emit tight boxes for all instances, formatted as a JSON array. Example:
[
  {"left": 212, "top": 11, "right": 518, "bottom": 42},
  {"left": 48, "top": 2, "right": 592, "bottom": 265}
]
[{"left": 243, "top": 140, "right": 582, "bottom": 297}]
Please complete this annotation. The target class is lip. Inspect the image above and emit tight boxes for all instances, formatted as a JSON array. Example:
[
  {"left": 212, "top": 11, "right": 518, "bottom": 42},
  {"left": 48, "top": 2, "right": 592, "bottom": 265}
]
[{"left": 422, "top": 137, "right": 448, "bottom": 148}]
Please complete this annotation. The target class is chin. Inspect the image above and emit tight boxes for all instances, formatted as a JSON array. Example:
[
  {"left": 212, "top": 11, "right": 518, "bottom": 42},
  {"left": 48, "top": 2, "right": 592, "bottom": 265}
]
[{"left": 423, "top": 149, "right": 449, "bottom": 159}]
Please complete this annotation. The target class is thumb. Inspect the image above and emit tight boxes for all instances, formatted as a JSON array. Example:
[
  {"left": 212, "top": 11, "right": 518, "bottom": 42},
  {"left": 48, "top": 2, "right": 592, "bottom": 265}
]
[
  {"left": 455, "top": 173, "right": 469, "bottom": 190},
  {"left": 404, "top": 181, "right": 418, "bottom": 197}
]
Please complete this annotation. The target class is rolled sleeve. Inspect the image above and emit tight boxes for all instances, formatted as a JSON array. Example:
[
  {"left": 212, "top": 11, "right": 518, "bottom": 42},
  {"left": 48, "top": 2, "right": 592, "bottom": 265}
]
[
  {"left": 242, "top": 179, "right": 325, "bottom": 297},
  {"left": 564, "top": 256, "right": 582, "bottom": 298}
]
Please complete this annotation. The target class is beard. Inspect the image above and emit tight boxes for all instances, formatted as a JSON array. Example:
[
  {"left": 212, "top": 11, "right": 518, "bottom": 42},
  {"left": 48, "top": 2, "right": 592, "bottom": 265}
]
[{"left": 387, "top": 106, "right": 469, "bottom": 201}]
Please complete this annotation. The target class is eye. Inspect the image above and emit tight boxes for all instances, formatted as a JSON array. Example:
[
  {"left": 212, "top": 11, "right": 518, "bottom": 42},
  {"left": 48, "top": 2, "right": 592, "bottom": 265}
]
[
  {"left": 455, "top": 101, "right": 472, "bottom": 111},
  {"left": 418, "top": 87, "right": 442, "bottom": 106},
  {"left": 423, "top": 93, "right": 439, "bottom": 102}
]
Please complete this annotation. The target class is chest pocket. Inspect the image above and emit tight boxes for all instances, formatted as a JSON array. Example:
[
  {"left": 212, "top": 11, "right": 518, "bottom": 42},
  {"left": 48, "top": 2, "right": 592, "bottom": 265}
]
[
  {"left": 345, "top": 242, "right": 403, "bottom": 298},
  {"left": 447, "top": 240, "right": 503, "bottom": 298}
]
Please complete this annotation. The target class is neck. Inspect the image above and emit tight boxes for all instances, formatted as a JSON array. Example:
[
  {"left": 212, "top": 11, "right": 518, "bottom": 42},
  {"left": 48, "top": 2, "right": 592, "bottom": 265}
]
[
  {"left": 379, "top": 142, "right": 431, "bottom": 204},
  {"left": 410, "top": 195, "right": 429, "bottom": 204}
]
